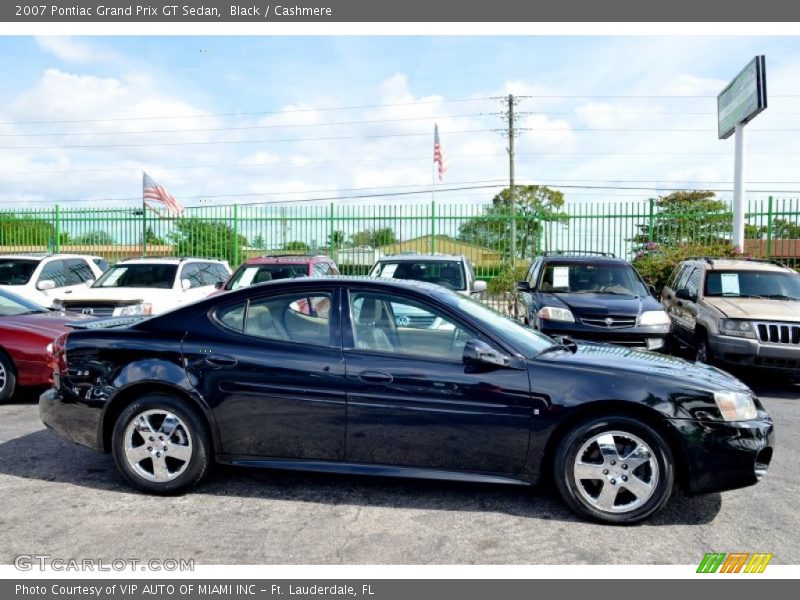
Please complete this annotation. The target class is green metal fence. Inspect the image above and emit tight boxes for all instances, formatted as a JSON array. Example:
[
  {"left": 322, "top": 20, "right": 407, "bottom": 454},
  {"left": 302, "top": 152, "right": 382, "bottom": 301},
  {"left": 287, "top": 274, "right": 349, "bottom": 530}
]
[{"left": 1, "top": 198, "right": 798, "bottom": 279}]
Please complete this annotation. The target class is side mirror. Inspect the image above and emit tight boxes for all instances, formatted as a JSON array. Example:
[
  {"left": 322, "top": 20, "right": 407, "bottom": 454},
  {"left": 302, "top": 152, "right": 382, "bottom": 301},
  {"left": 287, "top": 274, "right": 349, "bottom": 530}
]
[
  {"left": 648, "top": 284, "right": 657, "bottom": 297},
  {"left": 181, "top": 278, "right": 192, "bottom": 291},
  {"left": 37, "top": 280, "right": 56, "bottom": 291},
  {"left": 85, "top": 279, "right": 95, "bottom": 287},
  {"left": 463, "top": 339, "right": 511, "bottom": 368},
  {"left": 471, "top": 280, "right": 487, "bottom": 294},
  {"left": 215, "top": 280, "right": 225, "bottom": 290},
  {"left": 516, "top": 281, "right": 531, "bottom": 292},
  {"left": 675, "top": 288, "right": 696, "bottom": 302}
]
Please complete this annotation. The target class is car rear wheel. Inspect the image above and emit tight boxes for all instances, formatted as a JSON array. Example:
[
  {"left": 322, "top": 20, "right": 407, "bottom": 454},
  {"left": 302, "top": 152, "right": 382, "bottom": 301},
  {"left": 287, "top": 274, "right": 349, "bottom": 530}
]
[
  {"left": 554, "top": 415, "right": 674, "bottom": 524},
  {"left": 111, "top": 393, "right": 211, "bottom": 494},
  {"left": 0, "top": 352, "right": 16, "bottom": 403}
]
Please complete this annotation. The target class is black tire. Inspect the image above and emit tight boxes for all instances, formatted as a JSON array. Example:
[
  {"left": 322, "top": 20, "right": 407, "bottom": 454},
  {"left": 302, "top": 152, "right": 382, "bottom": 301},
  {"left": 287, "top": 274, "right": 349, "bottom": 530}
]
[
  {"left": 553, "top": 415, "right": 675, "bottom": 524},
  {"left": 111, "top": 393, "right": 212, "bottom": 495},
  {"left": 695, "top": 330, "right": 713, "bottom": 364},
  {"left": 0, "top": 351, "right": 17, "bottom": 403}
]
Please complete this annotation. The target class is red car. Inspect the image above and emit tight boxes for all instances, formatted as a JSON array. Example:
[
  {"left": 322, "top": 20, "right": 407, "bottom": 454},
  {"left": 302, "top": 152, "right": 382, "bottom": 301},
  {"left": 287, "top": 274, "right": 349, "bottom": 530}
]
[
  {"left": 0, "top": 288, "right": 83, "bottom": 402},
  {"left": 216, "top": 255, "right": 340, "bottom": 294}
]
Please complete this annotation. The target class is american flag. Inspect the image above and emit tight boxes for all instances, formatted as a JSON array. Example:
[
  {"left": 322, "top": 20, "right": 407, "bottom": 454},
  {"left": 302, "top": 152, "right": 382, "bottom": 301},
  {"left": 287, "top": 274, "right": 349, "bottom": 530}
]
[
  {"left": 433, "top": 124, "right": 449, "bottom": 181},
  {"left": 143, "top": 172, "right": 184, "bottom": 215}
]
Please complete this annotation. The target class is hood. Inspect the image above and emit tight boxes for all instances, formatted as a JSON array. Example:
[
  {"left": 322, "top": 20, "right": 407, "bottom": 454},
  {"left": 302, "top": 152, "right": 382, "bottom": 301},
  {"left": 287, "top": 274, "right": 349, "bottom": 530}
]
[
  {"left": 704, "top": 297, "right": 800, "bottom": 322},
  {"left": 541, "top": 292, "right": 661, "bottom": 316},
  {"left": 54, "top": 287, "right": 168, "bottom": 305},
  {"left": 0, "top": 311, "right": 87, "bottom": 338},
  {"left": 543, "top": 341, "right": 749, "bottom": 393}
]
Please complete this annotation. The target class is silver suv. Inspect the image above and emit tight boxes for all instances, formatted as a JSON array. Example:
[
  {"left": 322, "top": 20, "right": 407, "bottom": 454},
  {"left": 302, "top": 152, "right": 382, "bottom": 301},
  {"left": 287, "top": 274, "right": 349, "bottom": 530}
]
[
  {"left": 661, "top": 257, "right": 800, "bottom": 373},
  {"left": 369, "top": 254, "right": 487, "bottom": 295}
]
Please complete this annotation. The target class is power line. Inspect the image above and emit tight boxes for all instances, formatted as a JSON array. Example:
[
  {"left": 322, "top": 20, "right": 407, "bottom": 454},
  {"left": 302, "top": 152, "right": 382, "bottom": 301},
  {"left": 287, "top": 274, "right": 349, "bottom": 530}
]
[{"left": 0, "top": 128, "right": 494, "bottom": 150}]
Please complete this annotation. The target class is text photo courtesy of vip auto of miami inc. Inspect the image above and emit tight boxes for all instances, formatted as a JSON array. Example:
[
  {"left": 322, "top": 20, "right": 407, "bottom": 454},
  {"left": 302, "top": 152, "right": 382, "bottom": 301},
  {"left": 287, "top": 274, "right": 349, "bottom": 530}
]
[{"left": 0, "top": 22, "right": 798, "bottom": 582}]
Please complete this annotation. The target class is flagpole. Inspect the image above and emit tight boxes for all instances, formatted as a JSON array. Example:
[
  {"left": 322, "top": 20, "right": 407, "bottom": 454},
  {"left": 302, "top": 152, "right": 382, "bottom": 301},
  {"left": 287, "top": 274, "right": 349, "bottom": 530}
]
[
  {"left": 141, "top": 172, "right": 147, "bottom": 257},
  {"left": 431, "top": 142, "right": 436, "bottom": 256}
]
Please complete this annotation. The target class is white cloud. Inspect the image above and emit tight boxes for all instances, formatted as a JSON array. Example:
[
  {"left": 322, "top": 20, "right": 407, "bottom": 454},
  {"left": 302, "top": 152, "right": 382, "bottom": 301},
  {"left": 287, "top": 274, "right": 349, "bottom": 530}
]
[{"left": 35, "top": 37, "right": 98, "bottom": 64}]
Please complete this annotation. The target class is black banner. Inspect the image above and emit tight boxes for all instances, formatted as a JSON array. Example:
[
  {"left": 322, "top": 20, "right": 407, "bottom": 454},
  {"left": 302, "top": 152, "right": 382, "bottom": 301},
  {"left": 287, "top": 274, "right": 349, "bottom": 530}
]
[{"left": 3, "top": 0, "right": 800, "bottom": 22}]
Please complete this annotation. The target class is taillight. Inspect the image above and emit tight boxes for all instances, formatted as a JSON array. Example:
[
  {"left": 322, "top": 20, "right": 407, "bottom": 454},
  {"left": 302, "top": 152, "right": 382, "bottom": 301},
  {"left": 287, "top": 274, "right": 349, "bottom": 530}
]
[{"left": 51, "top": 332, "right": 69, "bottom": 376}]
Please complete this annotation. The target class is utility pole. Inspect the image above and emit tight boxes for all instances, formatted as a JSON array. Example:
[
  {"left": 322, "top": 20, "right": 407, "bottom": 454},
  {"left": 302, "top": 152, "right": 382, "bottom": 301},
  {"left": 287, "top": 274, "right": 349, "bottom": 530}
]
[{"left": 507, "top": 94, "right": 517, "bottom": 268}]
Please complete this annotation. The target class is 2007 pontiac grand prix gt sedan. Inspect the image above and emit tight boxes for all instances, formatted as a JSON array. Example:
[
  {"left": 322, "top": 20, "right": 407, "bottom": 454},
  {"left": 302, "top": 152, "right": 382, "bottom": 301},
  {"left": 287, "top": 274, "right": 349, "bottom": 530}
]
[{"left": 40, "top": 277, "right": 774, "bottom": 524}]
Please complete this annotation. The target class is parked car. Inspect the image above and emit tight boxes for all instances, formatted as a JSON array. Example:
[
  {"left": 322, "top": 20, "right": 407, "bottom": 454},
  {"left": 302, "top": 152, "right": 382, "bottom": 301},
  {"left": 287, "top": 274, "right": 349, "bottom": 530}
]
[
  {"left": 661, "top": 257, "right": 800, "bottom": 374},
  {"left": 0, "top": 253, "right": 105, "bottom": 308},
  {"left": 54, "top": 257, "right": 231, "bottom": 317},
  {"left": 41, "top": 277, "right": 772, "bottom": 524},
  {"left": 218, "top": 255, "right": 339, "bottom": 293},
  {"left": 0, "top": 288, "right": 86, "bottom": 402},
  {"left": 517, "top": 252, "right": 671, "bottom": 351},
  {"left": 369, "top": 254, "right": 487, "bottom": 294}
]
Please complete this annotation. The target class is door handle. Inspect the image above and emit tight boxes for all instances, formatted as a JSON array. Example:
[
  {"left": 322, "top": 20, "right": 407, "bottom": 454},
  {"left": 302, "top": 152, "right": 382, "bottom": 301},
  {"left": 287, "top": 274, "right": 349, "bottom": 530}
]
[
  {"left": 359, "top": 370, "right": 393, "bottom": 383},
  {"left": 205, "top": 354, "right": 238, "bottom": 367}
]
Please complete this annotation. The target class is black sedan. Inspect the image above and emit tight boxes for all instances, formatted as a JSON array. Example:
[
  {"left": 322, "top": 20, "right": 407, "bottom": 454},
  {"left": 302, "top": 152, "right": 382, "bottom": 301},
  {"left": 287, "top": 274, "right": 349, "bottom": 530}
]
[
  {"left": 40, "top": 278, "right": 773, "bottom": 524},
  {"left": 518, "top": 253, "right": 671, "bottom": 351}
]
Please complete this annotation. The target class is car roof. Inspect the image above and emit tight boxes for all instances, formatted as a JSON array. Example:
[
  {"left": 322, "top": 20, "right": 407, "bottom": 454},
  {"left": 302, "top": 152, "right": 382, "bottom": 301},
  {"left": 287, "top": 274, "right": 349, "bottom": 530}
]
[
  {"left": 0, "top": 253, "right": 100, "bottom": 261},
  {"left": 683, "top": 257, "right": 793, "bottom": 273},
  {"left": 241, "top": 255, "right": 331, "bottom": 265},
  {"left": 377, "top": 254, "right": 466, "bottom": 262},
  {"left": 540, "top": 255, "right": 628, "bottom": 265},
  {"left": 116, "top": 257, "right": 227, "bottom": 265},
  {"left": 217, "top": 275, "right": 444, "bottom": 297}
]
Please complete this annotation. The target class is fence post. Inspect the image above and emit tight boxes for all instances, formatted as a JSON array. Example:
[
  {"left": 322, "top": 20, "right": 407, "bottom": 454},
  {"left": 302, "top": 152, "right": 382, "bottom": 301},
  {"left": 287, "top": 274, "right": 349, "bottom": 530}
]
[
  {"left": 142, "top": 205, "right": 147, "bottom": 257},
  {"left": 766, "top": 195, "right": 774, "bottom": 258},
  {"left": 53, "top": 204, "right": 61, "bottom": 253},
  {"left": 233, "top": 204, "right": 240, "bottom": 266},
  {"left": 648, "top": 197, "right": 655, "bottom": 241},
  {"left": 430, "top": 200, "right": 436, "bottom": 255},
  {"left": 329, "top": 202, "right": 336, "bottom": 260}
]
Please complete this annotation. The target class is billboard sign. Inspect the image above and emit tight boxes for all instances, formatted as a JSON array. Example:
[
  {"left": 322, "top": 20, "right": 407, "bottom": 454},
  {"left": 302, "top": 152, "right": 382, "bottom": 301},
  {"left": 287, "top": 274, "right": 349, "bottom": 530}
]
[{"left": 717, "top": 55, "right": 767, "bottom": 139}]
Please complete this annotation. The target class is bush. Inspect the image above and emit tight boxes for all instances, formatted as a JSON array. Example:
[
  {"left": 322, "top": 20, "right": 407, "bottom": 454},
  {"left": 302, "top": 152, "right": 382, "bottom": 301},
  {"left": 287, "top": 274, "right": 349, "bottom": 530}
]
[
  {"left": 632, "top": 241, "right": 743, "bottom": 292},
  {"left": 487, "top": 264, "right": 529, "bottom": 294}
]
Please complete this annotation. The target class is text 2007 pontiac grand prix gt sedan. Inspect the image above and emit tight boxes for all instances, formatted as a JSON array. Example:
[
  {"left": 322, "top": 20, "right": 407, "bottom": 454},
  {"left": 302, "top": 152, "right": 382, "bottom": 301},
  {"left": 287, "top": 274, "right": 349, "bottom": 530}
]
[{"left": 40, "top": 278, "right": 773, "bottom": 524}]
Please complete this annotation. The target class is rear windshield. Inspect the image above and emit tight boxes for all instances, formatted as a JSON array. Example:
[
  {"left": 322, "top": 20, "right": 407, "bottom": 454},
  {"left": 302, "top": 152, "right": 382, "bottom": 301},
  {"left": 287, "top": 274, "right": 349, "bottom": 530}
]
[
  {"left": 539, "top": 262, "right": 648, "bottom": 296},
  {"left": 370, "top": 260, "right": 466, "bottom": 291},
  {"left": 705, "top": 270, "right": 800, "bottom": 300},
  {"left": 0, "top": 259, "right": 38, "bottom": 285},
  {"left": 93, "top": 264, "right": 178, "bottom": 288},
  {"left": 227, "top": 264, "right": 308, "bottom": 290}
]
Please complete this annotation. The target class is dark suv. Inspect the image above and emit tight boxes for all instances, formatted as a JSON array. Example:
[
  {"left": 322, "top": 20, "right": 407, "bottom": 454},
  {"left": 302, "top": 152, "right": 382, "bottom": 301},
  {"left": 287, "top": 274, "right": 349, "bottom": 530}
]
[
  {"left": 219, "top": 255, "right": 339, "bottom": 292},
  {"left": 517, "top": 252, "right": 671, "bottom": 350}
]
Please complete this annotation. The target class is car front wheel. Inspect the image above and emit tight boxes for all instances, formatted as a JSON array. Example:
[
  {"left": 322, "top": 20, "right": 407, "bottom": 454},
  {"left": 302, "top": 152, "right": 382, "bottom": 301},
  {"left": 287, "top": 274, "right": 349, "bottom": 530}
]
[
  {"left": 554, "top": 415, "right": 674, "bottom": 524},
  {"left": 0, "top": 351, "right": 16, "bottom": 403},
  {"left": 111, "top": 393, "right": 211, "bottom": 494}
]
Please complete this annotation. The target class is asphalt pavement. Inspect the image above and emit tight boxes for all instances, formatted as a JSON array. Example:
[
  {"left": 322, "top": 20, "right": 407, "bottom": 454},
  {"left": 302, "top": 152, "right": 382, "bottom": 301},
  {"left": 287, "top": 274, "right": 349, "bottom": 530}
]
[{"left": 0, "top": 375, "right": 797, "bottom": 565}]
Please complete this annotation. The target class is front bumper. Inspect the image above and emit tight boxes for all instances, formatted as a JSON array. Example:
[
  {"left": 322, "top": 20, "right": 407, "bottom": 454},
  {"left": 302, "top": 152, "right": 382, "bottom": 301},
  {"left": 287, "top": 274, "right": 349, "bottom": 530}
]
[
  {"left": 537, "top": 319, "right": 670, "bottom": 351},
  {"left": 39, "top": 387, "right": 104, "bottom": 452},
  {"left": 709, "top": 333, "right": 800, "bottom": 372},
  {"left": 669, "top": 415, "right": 774, "bottom": 495}
]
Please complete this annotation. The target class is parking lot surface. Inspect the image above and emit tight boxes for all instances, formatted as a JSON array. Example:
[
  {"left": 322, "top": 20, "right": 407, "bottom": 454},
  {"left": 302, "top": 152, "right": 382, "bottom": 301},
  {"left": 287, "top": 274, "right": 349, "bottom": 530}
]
[{"left": 0, "top": 375, "right": 797, "bottom": 565}]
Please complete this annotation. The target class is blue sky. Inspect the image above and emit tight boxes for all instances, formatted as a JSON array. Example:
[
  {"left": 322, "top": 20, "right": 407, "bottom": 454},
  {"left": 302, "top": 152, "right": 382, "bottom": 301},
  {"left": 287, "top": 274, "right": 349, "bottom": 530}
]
[{"left": 0, "top": 35, "right": 799, "bottom": 212}]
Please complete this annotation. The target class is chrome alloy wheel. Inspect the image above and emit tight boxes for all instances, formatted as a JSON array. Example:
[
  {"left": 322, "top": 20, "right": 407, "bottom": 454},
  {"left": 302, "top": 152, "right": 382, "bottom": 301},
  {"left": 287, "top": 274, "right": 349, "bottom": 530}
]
[
  {"left": 0, "top": 360, "right": 6, "bottom": 394},
  {"left": 123, "top": 409, "right": 193, "bottom": 483},
  {"left": 572, "top": 430, "right": 659, "bottom": 514}
]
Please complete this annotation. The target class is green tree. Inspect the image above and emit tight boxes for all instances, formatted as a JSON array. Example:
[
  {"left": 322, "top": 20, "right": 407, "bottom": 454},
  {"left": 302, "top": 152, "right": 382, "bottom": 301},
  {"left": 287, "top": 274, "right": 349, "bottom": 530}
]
[
  {"left": 0, "top": 212, "right": 59, "bottom": 247},
  {"left": 72, "top": 230, "right": 115, "bottom": 245},
  {"left": 284, "top": 240, "right": 310, "bottom": 252},
  {"left": 630, "top": 191, "right": 731, "bottom": 250},
  {"left": 144, "top": 227, "right": 164, "bottom": 245},
  {"left": 771, "top": 219, "right": 800, "bottom": 239},
  {"left": 168, "top": 218, "right": 247, "bottom": 264},
  {"left": 349, "top": 227, "right": 397, "bottom": 248},
  {"left": 329, "top": 230, "right": 346, "bottom": 249},
  {"left": 458, "top": 185, "right": 568, "bottom": 259}
]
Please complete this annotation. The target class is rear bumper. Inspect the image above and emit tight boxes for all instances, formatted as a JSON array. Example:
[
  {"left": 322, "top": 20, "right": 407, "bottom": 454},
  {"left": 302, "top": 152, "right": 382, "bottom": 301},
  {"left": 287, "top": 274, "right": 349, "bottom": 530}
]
[
  {"left": 39, "top": 387, "right": 104, "bottom": 452},
  {"left": 669, "top": 415, "right": 774, "bottom": 495},
  {"left": 709, "top": 333, "right": 800, "bottom": 372}
]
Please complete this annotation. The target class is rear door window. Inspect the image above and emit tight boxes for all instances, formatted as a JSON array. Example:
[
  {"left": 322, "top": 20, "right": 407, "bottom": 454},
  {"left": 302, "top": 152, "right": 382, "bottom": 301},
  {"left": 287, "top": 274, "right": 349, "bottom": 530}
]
[{"left": 38, "top": 260, "right": 67, "bottom": 288}]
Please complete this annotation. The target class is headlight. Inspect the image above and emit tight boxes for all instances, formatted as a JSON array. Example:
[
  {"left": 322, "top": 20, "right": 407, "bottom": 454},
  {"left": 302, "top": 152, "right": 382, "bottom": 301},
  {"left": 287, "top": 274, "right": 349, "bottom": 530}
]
[
  {"left": 719, "top": 319, "right": 756, "bottom": 339},
  {"left": 714, "top": 391, "right": 758, "bottom": 421},
  {"left": 537, "top": 306, "right": 575, "bottom": 322},
  {"left": 638, "top": 310, "right": 671, "bottom": 327},
  {"left": 113, "top": 303, "right": 153, "bottom": 317},
  {"left": 45, "top": 342, "right": 54, "bottom": 354}
]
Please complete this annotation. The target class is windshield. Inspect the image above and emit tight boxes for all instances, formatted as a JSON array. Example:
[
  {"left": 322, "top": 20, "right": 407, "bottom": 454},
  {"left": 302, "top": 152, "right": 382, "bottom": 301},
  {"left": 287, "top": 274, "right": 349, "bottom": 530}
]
[
  {"left": 438, "top": 290, "right": 555, "bottom": 357},
  {"left": 539, "top": 262, "right": 648, "bottom": 296},
  {"left": 705, "top": 270, "right": 800, "bottom": 300},
  {"left": 93, "top": 264, "right": 178, "bottom": 288},
  {"left": 371, "top": 260, "right": 466, "bottom": 291},
  {"left": 228, "top": 264, "right": 308, "bottom": 290},
  {"left": 0, "top": 288, "right": 47, "bottom": 316},
  {"left": 0, "top": 259, "right": 38, "bottom": 286}
]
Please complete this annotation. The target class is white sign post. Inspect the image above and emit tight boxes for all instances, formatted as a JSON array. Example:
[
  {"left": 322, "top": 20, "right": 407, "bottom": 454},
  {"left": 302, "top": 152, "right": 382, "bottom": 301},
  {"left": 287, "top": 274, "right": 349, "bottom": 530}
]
[{"left": 718, "top": 56, "right": 767, "bottom": 250}]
